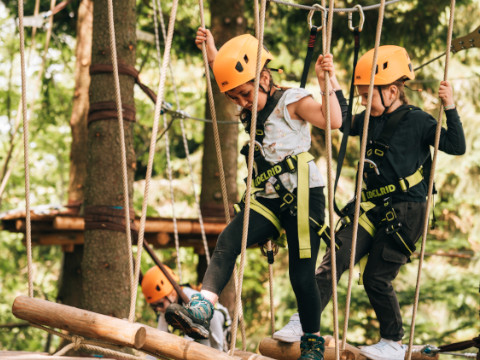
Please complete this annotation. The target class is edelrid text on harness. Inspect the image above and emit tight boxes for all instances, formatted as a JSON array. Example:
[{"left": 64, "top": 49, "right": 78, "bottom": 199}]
[{"left": 236, "top": 89, "right": 339, "bottom": 258}]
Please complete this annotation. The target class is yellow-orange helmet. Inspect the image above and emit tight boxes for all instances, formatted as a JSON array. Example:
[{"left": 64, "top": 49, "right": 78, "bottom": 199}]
[
  {"left": 213, "top": 34, "right": 273, "bottom": 93},
  {"left": 354, "top": 45, "right": 415, "bottom": 86},
  {"left": 141, "top": 265, "right": 179, "bottom": 304}
]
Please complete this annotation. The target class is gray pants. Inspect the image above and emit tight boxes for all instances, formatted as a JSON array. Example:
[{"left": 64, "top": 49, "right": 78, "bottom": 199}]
[{"left": 315, "top": 201, "right": 427, "bottom": 341}]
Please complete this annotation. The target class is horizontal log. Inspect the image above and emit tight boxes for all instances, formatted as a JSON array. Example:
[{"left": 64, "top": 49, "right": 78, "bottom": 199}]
[
  {"left": 233, "top": 349, "right": 277, "bottom": 359},
  {"left": 141, "top": 325, "right": 240, "bottom": 360},
  {"left": 0, "top": 350, "right": 116, "bottom": 359},
  {"left": 12, "top": 296, "right": 146, "bottom": 349}
]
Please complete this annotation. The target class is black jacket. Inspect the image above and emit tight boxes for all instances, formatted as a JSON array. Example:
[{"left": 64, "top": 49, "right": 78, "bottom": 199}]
[{"left": 347, "top": 105, "right": 466, "bottom": 203}]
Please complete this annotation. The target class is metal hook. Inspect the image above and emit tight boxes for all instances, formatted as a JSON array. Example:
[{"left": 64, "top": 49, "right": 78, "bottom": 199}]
[
  {"left": 307, "top": 4, "right": 326, "bottom": 32},
  {"left": 348, "top": 4, "right": 365, "bottom": 32}
]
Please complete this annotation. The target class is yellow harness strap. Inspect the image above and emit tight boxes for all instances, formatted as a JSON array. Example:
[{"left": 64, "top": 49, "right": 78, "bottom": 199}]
[{"left": 297, "top": 152, "right": 314, "bottom": 259}]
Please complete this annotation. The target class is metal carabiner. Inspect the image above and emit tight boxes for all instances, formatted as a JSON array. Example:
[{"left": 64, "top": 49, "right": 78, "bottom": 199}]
[
  {"left": 364, "top": 159, "right": 380, "bottom": 175},
  {"left": 307, "top": 4, "right": 326, "bottom": 32},
  {"left": 348, "top": 4, "right": 365, "bottom": 32}
]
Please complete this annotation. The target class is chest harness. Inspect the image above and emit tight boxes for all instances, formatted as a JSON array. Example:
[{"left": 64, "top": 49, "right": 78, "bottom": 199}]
[
  {"left": 341, "top": 107, "right": 428, "bottom": 260},
  {"left": 233, "top": 89, "right": 339, "bottom": 259}
]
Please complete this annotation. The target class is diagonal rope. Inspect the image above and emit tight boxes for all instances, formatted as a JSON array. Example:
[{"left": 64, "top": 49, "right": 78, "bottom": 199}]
[
  {"left": 322, "top": 1, "right": 341, "bottom": 359},
  {"left": 134, "top": 0, "right": 180, "bottom": 323},
  {"left": 17, "top": 0, "right": 34, "bottom": 299},
  {"left": 341, "top": 0, "right": 386, "bottom": 351},
  {"left": 406, "top": 1, "right": 456, "bottom": 359},
  {"left": 229, "top": 0, "right": 267, "bottom": 353},
  {"left": 105, "top": 0, "right": 135, "bottom": 321},
  {"left": 151, "top": 0, "right": 183, "bottom": 278}
]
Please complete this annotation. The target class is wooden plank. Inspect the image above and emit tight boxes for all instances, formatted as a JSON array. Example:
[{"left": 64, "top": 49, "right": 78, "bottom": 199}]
[{"left": 12, "top": 296, "right": 146, "bottom": 349}]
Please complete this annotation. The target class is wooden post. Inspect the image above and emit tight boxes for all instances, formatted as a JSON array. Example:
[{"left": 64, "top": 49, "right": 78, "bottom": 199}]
[
  {"left": 258, "top": 337, "right": 355, "bottom": 360},
  {"left": 12, "top": 296, "right": 146, "bottom": 349}
]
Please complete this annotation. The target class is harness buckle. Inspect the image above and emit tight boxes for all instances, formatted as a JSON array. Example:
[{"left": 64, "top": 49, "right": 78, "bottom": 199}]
[
  {"left": 282, "top": 193, "right": 295, "bottom": 204},
  {"left": 399, "top": 178, "right": 409, "bottom": 192},
  {"left": 283, "top": 155, "right": 297, "bottom": 173}
]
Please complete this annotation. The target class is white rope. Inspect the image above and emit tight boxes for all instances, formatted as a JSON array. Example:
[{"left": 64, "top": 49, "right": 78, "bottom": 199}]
[
  {"left": 105, "top": 0, "right": 135, "bottom": 322},
  {"left": 322, "top": 1, "right": 340, "bottom": 358},
  {"left": 341, "top": 0, "right": 386, "bottom": 350},
  {"left": 134, "top": 0, "right": 180, "bottom": 322},
  {"left": 17, "top": 0, "right": 34, "bottom": 299},
  {"left": 406, "top": 1, "right": 456, "bottom": 359},
  {"left": 151, "top": 0, "right": 183, "bottom": 279},
  {"left": 229, "top": 0, "right": 267, "bottom": 353}
]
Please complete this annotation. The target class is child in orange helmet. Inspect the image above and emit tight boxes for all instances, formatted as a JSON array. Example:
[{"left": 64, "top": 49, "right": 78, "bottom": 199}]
[
  {"left": 141, "top": 265, "right": 231, "bottom": 352},
  {"left": 274, "top": 45, "right": 466, "bottom": 360},
  {"left": 165, "top": 27, "right": 346, "bottom": 360}
]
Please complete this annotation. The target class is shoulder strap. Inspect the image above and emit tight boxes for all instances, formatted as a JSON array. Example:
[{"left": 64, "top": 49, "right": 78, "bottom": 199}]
[{"left": 375, "top": 106, "right": 412, "bottom": 145}]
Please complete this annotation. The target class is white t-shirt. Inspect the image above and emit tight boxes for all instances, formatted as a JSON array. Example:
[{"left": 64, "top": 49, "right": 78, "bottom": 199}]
[{"left": 255, "top": 87, "right": 325, "bottom": 198}]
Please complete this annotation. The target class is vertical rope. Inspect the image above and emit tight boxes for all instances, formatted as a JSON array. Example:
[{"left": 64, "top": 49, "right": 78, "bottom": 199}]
[
  {"left": 322, "top": 2, "right": 341, "bottom": 359},
  {"left": 106, "top": 0, "right": 135, "bottom": 321},
  {"left": 197, "top": 0, "right": 247, "bottom": 347},
  {"left": 229, "top": 0, "right": 267, "bottom": 354},
  {"left": 341, "top": 0, "right": 386, "bottom": 350},
  {"left": 17, "top": 0, "right": 34, "bottom": 299},
  {"left": 134, "top": 0, "right": 180, "bottom": 323},
  {"left": 154, "top": 0, "right": 211, "bottom": 267},
  {"left": 151, "top": 0, "right": 182, "bottom": 278},
  {"left": 406, "top": 2, "right": 455, "bottom": 359},
  {"left": 341, "top": 0, "right": 386, "bottom": 351}
]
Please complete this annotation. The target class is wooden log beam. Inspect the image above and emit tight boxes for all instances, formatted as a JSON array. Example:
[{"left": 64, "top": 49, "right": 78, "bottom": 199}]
[
  {"left": 142, "top": 325, "right": 241, "bottom": 360},
  {"left": 233, "top": 349, "right": 277, "bottom": 359},
  {"left": 259, "top": 337, "right": 439, "bottom": 360},
  {"left": 12, "top": 296, "right": 146, "bottom": 349},
  {"left": 258, "top": 337, "right": 355, "bottom": 360}
]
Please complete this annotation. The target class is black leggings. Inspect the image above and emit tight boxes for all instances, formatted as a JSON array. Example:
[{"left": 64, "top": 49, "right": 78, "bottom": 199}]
[{"left": 202, "top": 187, "right": 325, "bottom": 333}]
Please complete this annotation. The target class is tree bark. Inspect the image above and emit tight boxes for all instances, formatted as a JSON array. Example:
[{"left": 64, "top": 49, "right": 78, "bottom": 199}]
[{"left": 82, "top": 0, "right": 136, "bottom": 318}]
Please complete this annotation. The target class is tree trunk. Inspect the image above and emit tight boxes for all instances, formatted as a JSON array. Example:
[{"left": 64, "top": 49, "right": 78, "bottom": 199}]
[
  {"left": 199, "top": 0, "right": 245, "bottom": 317},
  {"left": 82, "top": 0, "right": 136, "bottom": 318}
]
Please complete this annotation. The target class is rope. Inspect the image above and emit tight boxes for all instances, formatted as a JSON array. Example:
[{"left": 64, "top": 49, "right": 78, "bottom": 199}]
[
  {"left": 197, "top": 0, "right": 248, "bottom": 348},
  {"left": 321, "top": 1, "right": 341, "bottom": 359},
  {"left": 341, "top": 0, "right": 387, "bottom": 352},
  {"left": 154, "top": 0, "right": 211, "bottom": 269},
  {"left": 106, "top": 0, "right": 136, "bottom": 322},
  {"left": 17, "top": 0, "right": 34, "bottom": 299},
  {"left": 229, "top": 1, "right": 268, "bottom": 353},
  {"left": 151, "top": 0, "right": 183, "bottom": 278},
  {"left": 267, "top": 0, "right": 401, "bottom": 12},
  {"left": 406, "top": 1, "right": 456, "bottom": 359}
]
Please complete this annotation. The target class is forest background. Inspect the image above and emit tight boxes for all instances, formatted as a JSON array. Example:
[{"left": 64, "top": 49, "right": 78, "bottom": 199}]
[{"left": 0, "top": 0, "right": 478, "bottom": 356}]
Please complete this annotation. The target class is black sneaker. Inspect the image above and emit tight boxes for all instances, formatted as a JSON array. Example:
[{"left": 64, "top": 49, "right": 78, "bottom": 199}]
[
  {"left": 298, "top": 333, "right": 325, "bottom": 360},
  {"left": 165, "top": 293, "right": 214, "bottom": 340}
]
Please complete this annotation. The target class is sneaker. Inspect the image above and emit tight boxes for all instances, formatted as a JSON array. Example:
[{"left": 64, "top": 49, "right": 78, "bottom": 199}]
[
  {"left": 165, "top": 293, "right": 214, "bottom": 340},
  {"left": 360, "top": 338, "right": 406, "bottom": 360},
  {"left": 298, "top": 333, "right": 325, "bottom": 360},
  {"left": 272, "top": 313, "right": 303, "bottom": 343}
]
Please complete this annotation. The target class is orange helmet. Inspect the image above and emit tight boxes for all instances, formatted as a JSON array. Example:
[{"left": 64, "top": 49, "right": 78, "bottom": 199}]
[
  {"left": 354, "top": 45, "right": 415, "bottom": 86},
  {"left": 213, "top": 34, "right": 273, "bottom": 93},
  {"left": 141, "top": 265, "right": 179, "bottom": 304}
]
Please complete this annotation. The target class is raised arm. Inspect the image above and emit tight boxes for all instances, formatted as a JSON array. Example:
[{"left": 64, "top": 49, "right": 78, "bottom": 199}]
[{"left": 195, "top": 27, "right": 218, "bottom": 67}]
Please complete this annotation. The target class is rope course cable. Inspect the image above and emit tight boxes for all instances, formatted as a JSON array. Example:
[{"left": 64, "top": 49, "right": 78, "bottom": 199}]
[
  {"left": 341, "top": 0, "right": 387, "bottom": 352},
  {"left": 406, "top": 1, "right": 456, "bottom": 359},
  {"left": 267, "top": 0, "right": 402, "bottom": 13}
]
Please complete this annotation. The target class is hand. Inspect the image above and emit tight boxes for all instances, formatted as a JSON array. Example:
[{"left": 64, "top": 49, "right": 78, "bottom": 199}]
[
  {"left": 195, "top": 27, "right": 217, "bottom": 65},
  {"left": 438, "top": 80, "right": 454, "bottom": 107},
  {"left": 315, "top": 54, "right": 335, "bottom": 82}
]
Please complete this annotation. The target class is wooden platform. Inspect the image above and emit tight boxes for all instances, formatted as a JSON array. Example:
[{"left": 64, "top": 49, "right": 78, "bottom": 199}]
[
  {"left": 0, "top": 351, "right": 116, "bottom": 359},
  {"left": 0, "top": 207, "right": 227, "bottom": 252}
]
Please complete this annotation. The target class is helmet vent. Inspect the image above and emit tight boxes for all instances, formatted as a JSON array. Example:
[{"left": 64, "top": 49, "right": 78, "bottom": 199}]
[
  {"left": 155, "top": 285, "right": 161, "bottom": 291},
  {"left": 375, "top": 65, "right": 378, "bottom": 74},
  {"left": 408, "top": 63, "right": 413, "bottom": 72},
  {"left": 235, "top": 61, "right": 244, "bottom": 73},
  {"left": 383, "top": 61, "right": 388, "bottom": 70}
]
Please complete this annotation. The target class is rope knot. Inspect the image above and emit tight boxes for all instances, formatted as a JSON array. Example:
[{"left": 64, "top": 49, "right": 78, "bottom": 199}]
[{"left": 71, "top": 335, "right": 84, "bottom": 350}]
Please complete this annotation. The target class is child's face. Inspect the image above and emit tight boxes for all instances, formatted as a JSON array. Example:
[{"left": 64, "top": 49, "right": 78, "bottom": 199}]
[
  {"left": 357, "top": 85, "right": 396, "bottom": 116},
  {"left": 225, "top": 72, "right": 270, "bottom": 111}
]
